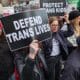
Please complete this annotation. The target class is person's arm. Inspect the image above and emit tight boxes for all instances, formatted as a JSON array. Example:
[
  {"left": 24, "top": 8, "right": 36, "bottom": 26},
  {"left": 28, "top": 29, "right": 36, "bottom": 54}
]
[
  {"left": 21, "top": 40, "right": 40, "bottom": 80},
  {"left": 60, "top": 13, "right": 74, "bottom": 37},
  {"left": 14, "top": 40, "right": 40, "bottom": 80},
  {"left": 14, "top": 51, "right": 36, "bottom": 80},
  {"left": 21, "top": 56, "right": 35, "bottom": 80},
  {"left": 60, "top": 23, "right": 74, "bottom": 37}
]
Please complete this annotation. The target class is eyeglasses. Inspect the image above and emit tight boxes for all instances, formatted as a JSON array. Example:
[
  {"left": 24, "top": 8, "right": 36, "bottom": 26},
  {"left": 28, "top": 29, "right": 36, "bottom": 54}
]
[{"left": 51, "top": 24, "right": 58, "bottom": 26}]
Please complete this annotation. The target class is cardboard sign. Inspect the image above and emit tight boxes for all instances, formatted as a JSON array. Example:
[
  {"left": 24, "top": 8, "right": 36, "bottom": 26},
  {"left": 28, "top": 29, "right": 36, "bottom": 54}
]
[
  {"left": 40, "top": 0, "right": 66, "bottom": 16},
  {"left": 1, "top": 9, "right": 51, "bottom": 51}
]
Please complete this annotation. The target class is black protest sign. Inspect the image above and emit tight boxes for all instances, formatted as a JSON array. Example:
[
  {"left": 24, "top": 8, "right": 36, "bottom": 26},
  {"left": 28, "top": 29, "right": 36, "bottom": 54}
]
[
  {"left": 40, "top": 0, "right": 66, "bottom": 16},
  {"left": 1, "top": 9, "right": 51, "bottom": 51}
]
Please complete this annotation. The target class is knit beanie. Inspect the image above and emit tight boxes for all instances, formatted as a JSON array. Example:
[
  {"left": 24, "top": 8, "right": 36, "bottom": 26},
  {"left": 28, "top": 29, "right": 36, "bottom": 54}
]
[{"left": 69, "top": 10, "right": 80, "bottom": 20}]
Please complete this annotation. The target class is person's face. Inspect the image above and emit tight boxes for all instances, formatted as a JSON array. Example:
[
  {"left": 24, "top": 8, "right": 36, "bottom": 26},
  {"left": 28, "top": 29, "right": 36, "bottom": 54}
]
[{"left": 50, "top": 20, "right": 59, "bottom": 32}]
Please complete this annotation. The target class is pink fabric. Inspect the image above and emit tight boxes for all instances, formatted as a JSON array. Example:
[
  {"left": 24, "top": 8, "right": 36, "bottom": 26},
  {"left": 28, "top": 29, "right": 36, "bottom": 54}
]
[
  {"left": 0, "top": 20, "right": 3, "bottom": 30},
  {"left": 15, "top": 67, "right": 20, "bottom": 80}
]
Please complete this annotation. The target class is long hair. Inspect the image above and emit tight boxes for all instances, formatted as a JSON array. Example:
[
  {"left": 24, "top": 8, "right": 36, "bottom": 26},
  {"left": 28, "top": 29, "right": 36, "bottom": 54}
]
[{"left": 70, "top": 17, "right": 80, "bottom": 36}]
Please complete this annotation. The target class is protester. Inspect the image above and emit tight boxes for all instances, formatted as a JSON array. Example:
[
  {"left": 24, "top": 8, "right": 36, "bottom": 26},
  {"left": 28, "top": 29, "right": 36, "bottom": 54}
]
[
  {"left": 42, "top": 16, "right": 73, "bottom": 80},
  {"left": 59, "top": 10, "right": 80, "bottom": 80},
  {"left": 0, "top": 21, "right": 14, "bottom": 80},
  {"left": 66, "top": 10, "right": 80, "bottom": 53},
  {"left": 14, "top": 40, "right": 49, "bottom": 80},
  {"left": 59, "top": 47, "right": 80, "bottom": 80}
]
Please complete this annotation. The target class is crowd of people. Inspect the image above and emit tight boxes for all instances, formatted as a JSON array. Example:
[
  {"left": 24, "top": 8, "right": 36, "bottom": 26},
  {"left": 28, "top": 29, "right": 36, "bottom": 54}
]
[{"left": 0, "top": 8, "right": 80, "bottom": 80}]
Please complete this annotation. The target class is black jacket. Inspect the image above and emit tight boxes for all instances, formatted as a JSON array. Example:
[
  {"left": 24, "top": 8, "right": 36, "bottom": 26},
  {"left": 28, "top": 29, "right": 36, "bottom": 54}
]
[
  {"left": 60, "top": 47, "right": 80, "bottom": 80},
  {"left": 43, "top": 24, "right": 74, "bottom": 59},
  {"left": 14, "top": 50, "right": 49, "bottom": 80}
]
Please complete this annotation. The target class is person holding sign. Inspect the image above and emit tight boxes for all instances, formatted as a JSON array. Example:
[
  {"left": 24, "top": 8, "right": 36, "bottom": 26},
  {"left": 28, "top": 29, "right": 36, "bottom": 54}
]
[
  {"left": 42, "top": 16, "right": 73, "bottom": 80},
  {"left": 14, "top": 40, "right": 49, "bottom": 80}
]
